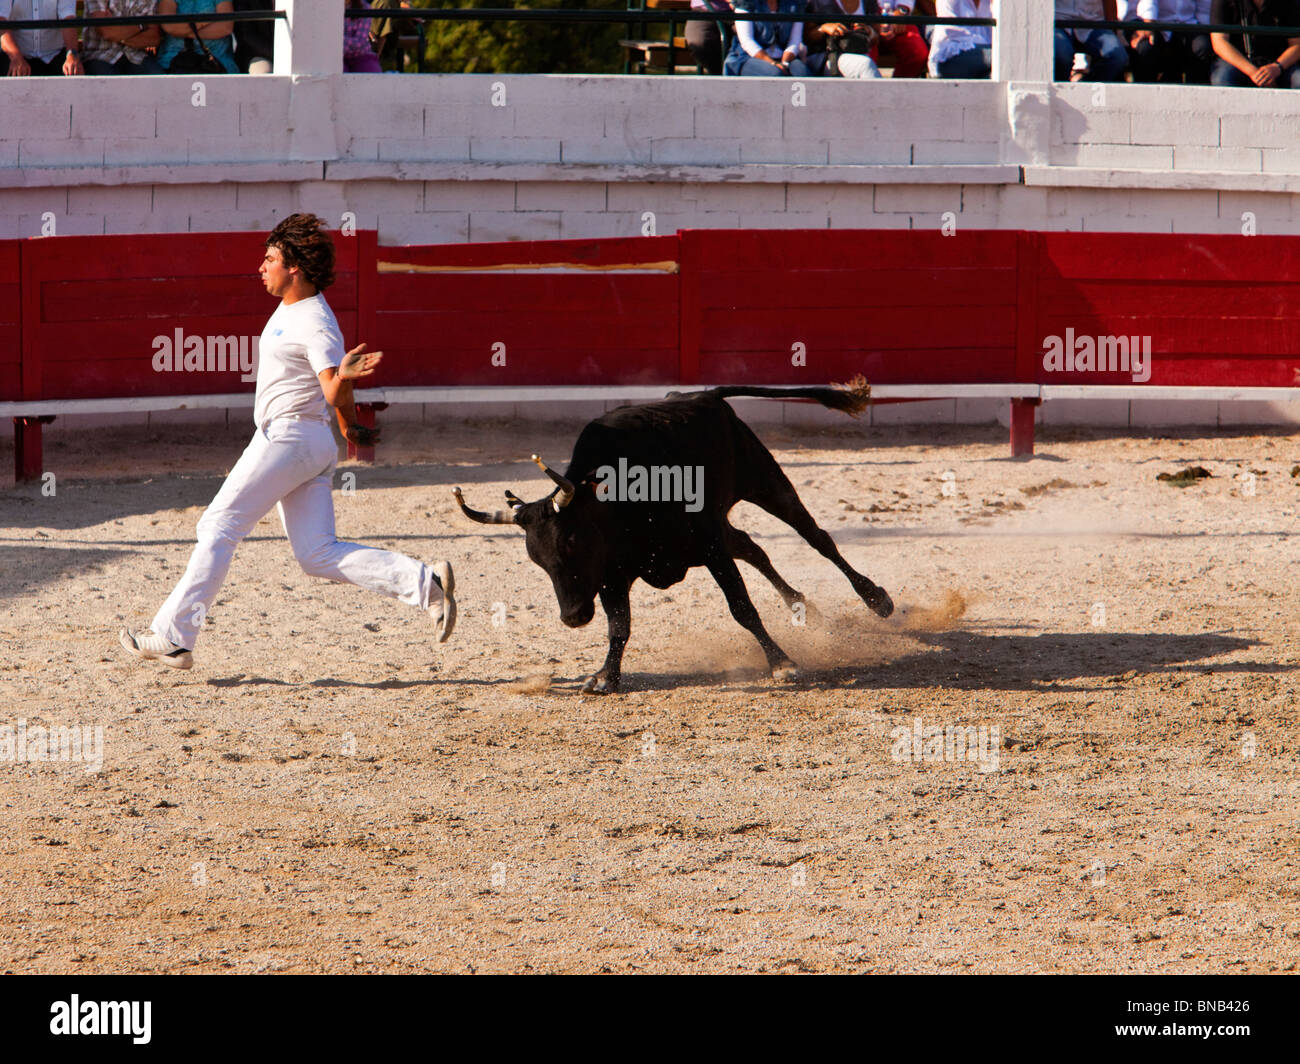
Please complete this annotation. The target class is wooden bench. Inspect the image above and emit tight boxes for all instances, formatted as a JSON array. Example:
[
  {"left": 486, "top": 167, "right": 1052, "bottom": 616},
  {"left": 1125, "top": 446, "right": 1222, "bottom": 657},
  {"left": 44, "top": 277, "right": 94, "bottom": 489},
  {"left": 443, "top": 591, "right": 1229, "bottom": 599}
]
[{"left": 621, "top": 0, "right": 701, "bottom": 75}]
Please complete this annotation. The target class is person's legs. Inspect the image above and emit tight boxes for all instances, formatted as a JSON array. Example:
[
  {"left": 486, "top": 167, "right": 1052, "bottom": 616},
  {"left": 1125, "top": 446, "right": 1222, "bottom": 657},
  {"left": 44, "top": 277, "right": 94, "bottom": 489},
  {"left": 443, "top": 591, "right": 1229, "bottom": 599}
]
[
  {"left": 1054, "top": 28, "right": 1076, "bottom": 80},
  {"left": 835, "top": 52, "right": 881, "bottom": 79},
  {"left": 277, "top": 467, "right": 438, "bottom": 613},
  {"left": 149, "top": 423, "right": 333, "bottom": 649},
  {"left": 1184, "top": 33, "right": 1212, "bottom": 84},
  {"left": 1082, "top": 28, "right": 1128, "bottom": 81},
  {"left": 129, "top": 54, "right": 166, "bottom": 75},
  {"left": 686, "top": 18, "right": 723, "bottom": 75},
  {"left": 84, "top": 57, "right": 123, "bottom": 75},
  {"left": 1285, "top": 63, "right": 1300, "bottom": 88},
  {"left": 1210, "top": 58, "right": 1251, "bottom": 87},
  {"left": 738, "top": 54, "right": 785, "bottom": 75},
  {"left": 937, "top": 45, "right": 990, "bottom": 79},
  {"left": 1128, "top": 30, "right": 1163, "bottom": 83},
  {"left": 29, "top": 54, "right": 64, "bottom": 75},
  {"left": 344, "top": 52, "right": 383, "bottom": 73}
]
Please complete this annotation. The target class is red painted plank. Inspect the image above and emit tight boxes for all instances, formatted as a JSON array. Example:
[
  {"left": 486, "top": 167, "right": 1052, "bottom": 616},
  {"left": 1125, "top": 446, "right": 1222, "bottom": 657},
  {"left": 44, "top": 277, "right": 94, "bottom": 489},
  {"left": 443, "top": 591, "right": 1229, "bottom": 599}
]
[
  {"left": 686, "top": 228, "right": 1020, "bottom": 271},
  {"left": 696, "top": 348, "right": 1018, "bottom": 385}
]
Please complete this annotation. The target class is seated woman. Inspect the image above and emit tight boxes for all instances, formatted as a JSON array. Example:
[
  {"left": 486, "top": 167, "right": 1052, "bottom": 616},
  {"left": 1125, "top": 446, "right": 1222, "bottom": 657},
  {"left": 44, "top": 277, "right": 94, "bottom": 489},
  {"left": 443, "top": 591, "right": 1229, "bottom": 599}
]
[
  {"left": 876, "top": 1, "right": 929, "bottom": 77},
  {"left": 1209, "top": 0, "right": 1300, "bottom": 88},
  {"left": 724, "top": 0, "right": 810, "bottom": 76},
  {"left": 344, "top": 0, "right": 381, "bottom": 72},
  {"left": 926, "top": 0, "right": 992, "bottom": 78},
  {"left": 157, "top": 0, "right": 238, "bottom": 74},
  {"left": 806, "top": 0, "right": 884, "bottom": 78}
]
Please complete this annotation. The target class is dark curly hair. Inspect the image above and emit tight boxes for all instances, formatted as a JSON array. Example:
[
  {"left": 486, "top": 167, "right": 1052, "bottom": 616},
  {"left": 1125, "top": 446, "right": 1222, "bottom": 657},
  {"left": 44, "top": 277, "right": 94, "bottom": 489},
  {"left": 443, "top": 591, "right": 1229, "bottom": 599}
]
[{"left": 265, "top": 213, "right": 336, "bottom": 291}]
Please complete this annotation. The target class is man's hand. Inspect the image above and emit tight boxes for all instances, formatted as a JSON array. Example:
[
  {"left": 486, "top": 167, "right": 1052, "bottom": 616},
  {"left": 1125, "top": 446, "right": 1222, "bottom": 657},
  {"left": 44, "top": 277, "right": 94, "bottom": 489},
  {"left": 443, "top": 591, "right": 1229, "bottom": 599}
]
[
  {"left": 5, "top": 52, "right": 30, "bottom": 76},
  {"left": 1252, "top": 61, "right": 1280, "bottom": 86},
  {"left": 819, "top": 22, "right": 847, "bottom": 37},
  {"left": 1132, "top": 29, "right": 1155, "bottom": 47},
  {"left": 63, "top": 50, "right": 83, "bottom": 76},
  {"left": 338, "top": 343, "right": 383, "bottom": 381},
  {"left": 344, "top": 423, "right": 382, "bottom": 447}
]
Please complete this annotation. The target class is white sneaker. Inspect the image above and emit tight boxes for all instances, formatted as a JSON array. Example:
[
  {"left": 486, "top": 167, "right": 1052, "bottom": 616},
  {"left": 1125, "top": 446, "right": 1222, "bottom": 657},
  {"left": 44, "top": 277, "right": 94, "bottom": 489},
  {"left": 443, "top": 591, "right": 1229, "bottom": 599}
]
[
  {"left": 426, "top": 560, "right": 456, "bottom": 643},
  {"left": 120, "top": 628, "right": 193, "bottom": 669}
]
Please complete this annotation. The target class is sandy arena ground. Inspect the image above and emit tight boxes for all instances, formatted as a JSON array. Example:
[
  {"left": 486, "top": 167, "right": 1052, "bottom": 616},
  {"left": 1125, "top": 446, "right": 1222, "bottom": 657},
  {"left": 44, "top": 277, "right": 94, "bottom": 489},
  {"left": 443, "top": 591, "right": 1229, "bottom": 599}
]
[{"left": 1, "top": 414, "right": 1298, "bottom": 974}]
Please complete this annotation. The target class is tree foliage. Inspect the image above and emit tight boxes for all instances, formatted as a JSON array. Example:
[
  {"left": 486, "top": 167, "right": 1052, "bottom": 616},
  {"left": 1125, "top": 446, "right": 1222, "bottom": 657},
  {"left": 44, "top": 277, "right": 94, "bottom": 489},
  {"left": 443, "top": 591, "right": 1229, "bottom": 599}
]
[{"left": 408, "top": 0, "right": 643, "bottom": 75}]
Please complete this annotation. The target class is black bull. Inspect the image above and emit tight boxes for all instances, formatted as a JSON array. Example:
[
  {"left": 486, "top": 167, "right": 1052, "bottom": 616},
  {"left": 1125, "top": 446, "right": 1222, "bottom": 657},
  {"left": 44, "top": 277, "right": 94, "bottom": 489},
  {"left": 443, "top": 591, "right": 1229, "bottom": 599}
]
[{"left": 453, "top": 383, "right": 894, "bottom": 693}]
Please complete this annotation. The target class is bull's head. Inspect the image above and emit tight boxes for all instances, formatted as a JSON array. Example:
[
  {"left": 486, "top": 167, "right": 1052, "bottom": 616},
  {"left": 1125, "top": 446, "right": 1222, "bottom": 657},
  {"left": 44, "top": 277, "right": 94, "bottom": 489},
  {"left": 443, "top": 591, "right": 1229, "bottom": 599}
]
[{"left": 454, "top": 455, "right": 610, "bottom": 629}]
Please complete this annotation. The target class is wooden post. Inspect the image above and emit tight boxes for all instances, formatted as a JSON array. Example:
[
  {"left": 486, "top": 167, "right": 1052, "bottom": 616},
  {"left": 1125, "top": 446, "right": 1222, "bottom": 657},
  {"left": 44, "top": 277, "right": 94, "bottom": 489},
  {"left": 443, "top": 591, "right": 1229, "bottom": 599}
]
[
  {"left": 14, "top": 415, "right": 53, "bottom": 483},
  {"left": 1010, "top": 398, "right": 1039, "bottom": 457},
  {"left": 347, "top": 402, "right": 386, "bottom": 463}
]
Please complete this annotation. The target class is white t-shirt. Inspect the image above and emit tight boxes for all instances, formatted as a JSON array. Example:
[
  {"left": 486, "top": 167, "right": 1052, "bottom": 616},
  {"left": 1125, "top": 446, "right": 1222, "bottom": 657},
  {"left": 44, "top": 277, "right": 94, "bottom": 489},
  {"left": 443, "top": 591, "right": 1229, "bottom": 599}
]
[{"left": 253, "top": 293, "right": 344, "bottom": 430}]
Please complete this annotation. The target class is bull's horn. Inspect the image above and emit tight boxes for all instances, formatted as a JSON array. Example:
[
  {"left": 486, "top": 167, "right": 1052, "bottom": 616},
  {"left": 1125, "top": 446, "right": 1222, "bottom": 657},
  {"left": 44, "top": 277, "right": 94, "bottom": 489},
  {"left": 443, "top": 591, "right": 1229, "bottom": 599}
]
[
  {"left": 531, "top": 454, "right": 575, "bottom": 510},
  {"left": 452, "top": 486, "right": 519, "bottom": 525}
]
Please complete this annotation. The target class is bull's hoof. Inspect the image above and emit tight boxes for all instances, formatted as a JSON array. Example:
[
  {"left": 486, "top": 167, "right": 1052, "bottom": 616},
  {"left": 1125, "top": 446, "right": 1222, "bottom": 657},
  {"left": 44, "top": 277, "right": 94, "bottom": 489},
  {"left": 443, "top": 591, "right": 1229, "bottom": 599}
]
[
  {"left": 582, "top": 673, "right": 620, "bottom": 695},
  {"left": 868, "top": 588, "right": 895, "bottom": 619},
  {"left": 771, "top": 663, "right": 800, "bottom": 684}
]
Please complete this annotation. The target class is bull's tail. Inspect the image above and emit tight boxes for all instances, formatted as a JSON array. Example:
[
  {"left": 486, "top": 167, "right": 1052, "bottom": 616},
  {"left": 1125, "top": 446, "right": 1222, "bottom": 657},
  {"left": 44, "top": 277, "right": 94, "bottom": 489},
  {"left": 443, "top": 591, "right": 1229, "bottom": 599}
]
[{"left": 688, "top": 375, "right": 871, "bottom": 417}]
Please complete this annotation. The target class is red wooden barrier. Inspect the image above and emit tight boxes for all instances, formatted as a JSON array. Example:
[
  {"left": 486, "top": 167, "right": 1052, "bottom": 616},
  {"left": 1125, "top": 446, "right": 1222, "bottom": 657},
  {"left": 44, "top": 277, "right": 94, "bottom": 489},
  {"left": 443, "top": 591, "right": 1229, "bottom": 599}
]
[{"left": 10, "top": 227, "right": 1300, "bottom": 480}]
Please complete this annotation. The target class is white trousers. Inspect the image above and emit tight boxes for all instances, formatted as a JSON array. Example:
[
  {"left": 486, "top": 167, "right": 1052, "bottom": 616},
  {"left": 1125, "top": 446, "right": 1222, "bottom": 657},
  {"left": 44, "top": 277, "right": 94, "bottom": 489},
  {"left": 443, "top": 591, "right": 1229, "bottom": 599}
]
[
  {"left": 837, "top": 53, "right": 882, "bottom": 79},
  {"left": 152, "top": 418, "right": 438, "bottom": 649}
]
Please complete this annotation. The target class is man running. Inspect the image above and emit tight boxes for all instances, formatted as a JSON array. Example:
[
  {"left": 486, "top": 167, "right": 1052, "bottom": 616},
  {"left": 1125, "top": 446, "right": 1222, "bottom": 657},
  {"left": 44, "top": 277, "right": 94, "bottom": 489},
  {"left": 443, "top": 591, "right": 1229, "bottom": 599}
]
[{"left": 120, "top": 213, "right": 455, "bottom": 669}]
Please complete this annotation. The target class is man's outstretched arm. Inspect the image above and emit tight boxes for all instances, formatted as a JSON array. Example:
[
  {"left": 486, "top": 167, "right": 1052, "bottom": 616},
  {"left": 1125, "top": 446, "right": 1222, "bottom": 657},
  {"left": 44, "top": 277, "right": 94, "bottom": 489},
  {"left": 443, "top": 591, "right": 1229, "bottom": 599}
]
[{"left": 318, "top": 343, "right": 383, "bottom": 445}]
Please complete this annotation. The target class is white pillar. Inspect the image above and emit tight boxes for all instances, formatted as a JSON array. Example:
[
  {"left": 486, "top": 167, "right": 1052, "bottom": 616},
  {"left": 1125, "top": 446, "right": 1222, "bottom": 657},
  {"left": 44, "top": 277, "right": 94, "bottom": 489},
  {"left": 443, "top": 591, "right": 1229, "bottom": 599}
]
[
  {"left": 992, "top": 0, "right": 1054, "bottom": 83},
  {"left": 993, "top": 0, "right": 1054, "bottom": 167},
  {"left": 274, "top": 0, "right": 344, "bottom": 76}
]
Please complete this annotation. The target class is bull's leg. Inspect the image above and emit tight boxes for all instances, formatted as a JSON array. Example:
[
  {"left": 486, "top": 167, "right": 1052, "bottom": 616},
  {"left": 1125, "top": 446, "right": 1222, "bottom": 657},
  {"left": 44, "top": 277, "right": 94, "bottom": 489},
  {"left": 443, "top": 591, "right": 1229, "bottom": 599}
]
[
  {"left": 724, "top": 525, "right": 804, "bottom": 608},
  {"left": 704, "top": 553, "right": 799, "bottom": 682},
  {"left": 749, "top": 481, "right": 894, "bottom": 619},
  {"left": 583, "top": 580, "right": 631, "bottom": 695}
]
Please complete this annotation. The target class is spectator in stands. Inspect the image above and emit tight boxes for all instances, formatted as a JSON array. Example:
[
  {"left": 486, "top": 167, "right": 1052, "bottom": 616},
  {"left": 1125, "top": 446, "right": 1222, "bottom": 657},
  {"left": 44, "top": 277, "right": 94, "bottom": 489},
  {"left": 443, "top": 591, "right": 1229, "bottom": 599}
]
[
  {"left": 875, "top": 1, "right": 930, "bottom": 76},
  {"left": 83, "top": 1, "right": 164, "bottom": 75},
  {"left": 232, "top": 0, "right": 272, "bottom": 74},
  {"left": 927, "top": 0, "right": 992, "bottom": 78},
  {"left": 157, "top": 0, "right": 239, "bottom": 74},
  {"left": 687, "top": 0, "right": 731, "bottom": 76},
  {"left": 723, "top": 0, "right": 810, "bottom": 75},
  {"left": 806, "top": 0, "right": 883, "bottom": 78},
  {"left": 1121, "top": 2, "right": 1213, "bottom": 82},
  {"left": 0, "top": 0, "right": 83, "bottom": 76},
  {"left": 1056, "top": 1, "right": 1128, "bottom": 81},
  {"left": 1209, "top": 0, "right": 1300, "bottom": 86},
  {"left": 344, "top": 0, "right": 381, "bottom": 72}
]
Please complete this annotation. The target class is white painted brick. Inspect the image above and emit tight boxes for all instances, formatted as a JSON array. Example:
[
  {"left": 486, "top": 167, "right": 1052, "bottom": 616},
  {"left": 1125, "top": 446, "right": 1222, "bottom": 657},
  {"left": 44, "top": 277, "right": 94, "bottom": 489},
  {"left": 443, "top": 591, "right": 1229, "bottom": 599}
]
[
  {"left": 19, "top": 212, "right": 103, "bottom": 236},
  {"left": 338, "top": 101, "right": 424, "bottom": 141},
  {"left": 423, "top": 181, "right": 516, "bottom": 212},
  {"left": 1220, "top": 114, "right": 1300, "bottom": 149},
  {"left": 71, "top": 99, "right": 155, "bottom": 140},
  {"left": 0, "top": 140, "right": 16, "bottom": 167},
  {"left": 874, "top": 184, "right": 962, "bottom": 214},
  {"left": 651, "top": 138, "right": 740, "bottom": 165},
  {"left": 1260, "top": 148, "right": 1300, "bottom": 173},
  {"left": 378, "top": 212, "right": 469, "bottom": 245},
  {"left": 559, "top": 212, "right": 640, "bottom": 240},
  {"left": 468, "top": 211, "right": 562, "bottom": 243},
  {"left": 740, "top": 211, "right": 829, "bottom": 229},
  {"left": 515, "top": 181, "right": 606, "bottom": 212},
  {"left": 188, "top": 210, "right": 279, "bottom": 233},
  {"left": 103, "top": 137, "right": 189, "bottom": 166},
  {"left": 238, "top": 89, "right": 295, "bottom": 136},
  {"left": 0, "top": 187, "right": 69, "bottom": 213},
  {"left": 1051, "top": 105, "right": 1131, "bottom": 146},
  {"left": 602, "top": 103, "right": 694, "bottom": 140},
  {"left": 104, "top": 211, "right": 193, "bottom": 236},
  {"left": 607, "top": 182, "right": 691, "bottom": 212},
  {"left": 2, "top": 97, "right": 71, "bottom": 139},
  {"left": 1038, "top": 399, "right": 1129, "bottom": 426},
  {"left": 644, "top": 210, "right": 741, "bottom": 231},
  {"left": 157, "top": 98, "right": 240, "bottom": 139},
  {"left": 186, "top": 135, "right": 289, "bottom": 163},
  {"left": 68, "top": 186, "right": 153, "bottom": 215},
  {"left": 18, "top": 139, "right": 104, "bottom": 167},
  {"left": 1053, "top": 143, "right": 1174, "bottom": 168},
  {"left": 377, "top": 137, "right": 471, "bottom": 163},
  {"left": 510, "top": 104, "right": 604, "bottom": 141},
  {"left": 1218, "top": 190, "right": 1291, "bottom": 225},
  {"left": 1129, "top": 400, "right": 1219, "bottom": 425},
  {"left": 870, "top": 399, "right": 956, "bottom": 425},
  {"left": 468, "top": 138, "right": 561, "bottom": 164},
  {"left": 154, "top": 184, "right": 236, "bottom": 212},
  {"left": 827, "top": 140, "right": 912, "bottom": 165},
  {"left": 786, "top": 185, "right": 872, "bottom": 212},
  {"left": 560, "top": 138, "right": 653, "bottom": 165},
  {"left": 696, "top": 100, "right": 783, "bottom": 140},
  {"left": 1080, "top": 214, "right": 1173, "bottom": 233},
  {"left": 954, "top": 398, "right": 1006, "bottom": 424},
  {"left": 234, "top": 183, "right": 297, "bottom": 213},
  {"left": 1130, "top": 110, "right": 1219, "bottom": 147},
  {"left": 740, "top": 139, "right": 829, "bottom": 165},
  {"left": 1218, "top": 400, "right": 1300, "bottom": 425},
  {"left": 912, "top": 140, "right": 999, "bottom": 164},
  {"left": 339, "top": 181, "right": 424, "bottom": 214},
  {"left": 1174, "top": 146, "right": 1261, "bottom": 172},
  {"left": 962, "top": 105, "right": 1005, "bottom": 144},
  {"left": 426, "top": 104, "right": 515, "bottom": 138},
  {"left": 342, "top": 137, "right": 380, "bottom": 161},
  {"left": 685, "top": 184, "right": 786, "bottom": 212}
]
